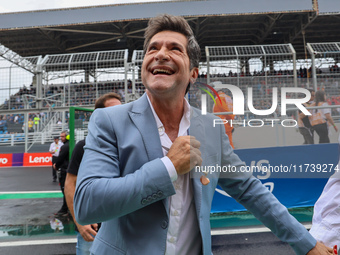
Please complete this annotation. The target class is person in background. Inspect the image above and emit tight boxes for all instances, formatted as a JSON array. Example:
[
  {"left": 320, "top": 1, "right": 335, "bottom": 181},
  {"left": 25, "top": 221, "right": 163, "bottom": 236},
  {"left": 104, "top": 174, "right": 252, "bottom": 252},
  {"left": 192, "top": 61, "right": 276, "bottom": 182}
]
[
  {"left": 33, "top": 114, "right": 40, "bottom": 131},
  {"left": 28, "top": 117, "right": 34, "bottom": 132},
  {"left": 53, "top": 130, "right": 69, "bottom": 216},
  {"left": 65, "top": 92, "right": 121, "bottom": 255},
  {"left": 310, "top": 90, "right": 338, "bottom": 143},
  {"left": 212, "top": 81, "right": 236, "bottom": 148},
  {"left": 49, "top": 136, "right": 64, "bottom": 182},
  {"left": 298, "top": 89, "right": 315, "bottom": 144}
]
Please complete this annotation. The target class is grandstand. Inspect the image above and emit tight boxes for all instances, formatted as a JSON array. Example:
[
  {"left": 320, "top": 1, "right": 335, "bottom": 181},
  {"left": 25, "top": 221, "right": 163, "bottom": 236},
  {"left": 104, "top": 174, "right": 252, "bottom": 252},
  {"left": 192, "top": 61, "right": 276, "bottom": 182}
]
[{"left": 0, "top": 0, "right": 339, "bottom": 150}]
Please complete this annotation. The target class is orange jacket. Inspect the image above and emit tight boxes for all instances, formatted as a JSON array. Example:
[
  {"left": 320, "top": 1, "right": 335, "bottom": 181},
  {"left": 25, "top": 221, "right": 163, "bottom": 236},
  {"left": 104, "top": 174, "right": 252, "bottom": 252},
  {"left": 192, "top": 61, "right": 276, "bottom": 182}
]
[{"left": 213, "top": 91, "right": 235, "bottom": 133}]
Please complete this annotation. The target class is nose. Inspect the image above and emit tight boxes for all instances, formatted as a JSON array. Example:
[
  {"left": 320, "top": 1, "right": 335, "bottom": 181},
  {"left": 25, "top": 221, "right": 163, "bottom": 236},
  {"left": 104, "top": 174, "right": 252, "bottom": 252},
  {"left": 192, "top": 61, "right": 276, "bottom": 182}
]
[{"left": 154, "top": 46, "right": 170, "bottom": 61}]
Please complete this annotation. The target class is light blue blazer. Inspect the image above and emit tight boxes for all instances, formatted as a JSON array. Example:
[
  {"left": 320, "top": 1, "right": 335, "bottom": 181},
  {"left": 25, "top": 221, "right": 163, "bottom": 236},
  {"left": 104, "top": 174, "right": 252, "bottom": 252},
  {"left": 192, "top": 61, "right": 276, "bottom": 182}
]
[{"left": 74, "top": 94, "right": 316, "bottom": 255}]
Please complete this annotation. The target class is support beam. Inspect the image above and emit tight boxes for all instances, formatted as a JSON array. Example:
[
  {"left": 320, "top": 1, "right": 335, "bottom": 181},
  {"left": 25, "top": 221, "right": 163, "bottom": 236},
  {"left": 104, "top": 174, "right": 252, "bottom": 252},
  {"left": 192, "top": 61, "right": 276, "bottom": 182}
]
[{"left": 37, "top": 29, "right": 66, "bottom": 52}]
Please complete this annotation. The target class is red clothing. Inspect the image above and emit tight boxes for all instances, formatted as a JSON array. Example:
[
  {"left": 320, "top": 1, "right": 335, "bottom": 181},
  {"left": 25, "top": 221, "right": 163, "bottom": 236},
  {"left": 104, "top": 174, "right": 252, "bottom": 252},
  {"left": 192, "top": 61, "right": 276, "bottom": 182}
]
[{"left": 213, "top": 91, "right": 235, "bottom": 148}]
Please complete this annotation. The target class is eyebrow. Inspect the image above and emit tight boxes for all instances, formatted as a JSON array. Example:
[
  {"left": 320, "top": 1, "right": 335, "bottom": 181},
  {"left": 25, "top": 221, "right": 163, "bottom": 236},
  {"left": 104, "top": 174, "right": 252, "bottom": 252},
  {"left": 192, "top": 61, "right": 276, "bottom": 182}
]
[
  {"left": 170, "top": 42, "right": 185, "bottom": 51},
  {"left": 148, "top": 41, "right": 185, "bottom": 51}
]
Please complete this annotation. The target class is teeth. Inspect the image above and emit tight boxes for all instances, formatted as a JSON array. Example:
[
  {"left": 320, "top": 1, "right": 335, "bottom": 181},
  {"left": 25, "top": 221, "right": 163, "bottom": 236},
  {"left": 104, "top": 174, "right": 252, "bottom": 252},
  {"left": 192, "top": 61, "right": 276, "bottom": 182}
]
[{"left": 153, "top": 69, "right": 172, "bottom": 75}]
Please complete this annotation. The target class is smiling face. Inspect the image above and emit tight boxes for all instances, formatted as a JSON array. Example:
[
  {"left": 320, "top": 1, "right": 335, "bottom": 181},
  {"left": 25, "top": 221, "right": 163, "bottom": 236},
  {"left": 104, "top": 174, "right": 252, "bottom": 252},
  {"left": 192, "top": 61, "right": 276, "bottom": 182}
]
[{"left": 141, "top": 30, "right": 198, "bottom": 101}]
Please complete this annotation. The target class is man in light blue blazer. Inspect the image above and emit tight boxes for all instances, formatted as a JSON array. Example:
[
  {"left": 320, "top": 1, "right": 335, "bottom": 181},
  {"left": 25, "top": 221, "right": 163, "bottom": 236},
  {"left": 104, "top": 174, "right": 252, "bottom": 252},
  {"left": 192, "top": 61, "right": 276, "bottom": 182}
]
[{"left": 74, "top": 14, "right": 333, "bottom": 255}]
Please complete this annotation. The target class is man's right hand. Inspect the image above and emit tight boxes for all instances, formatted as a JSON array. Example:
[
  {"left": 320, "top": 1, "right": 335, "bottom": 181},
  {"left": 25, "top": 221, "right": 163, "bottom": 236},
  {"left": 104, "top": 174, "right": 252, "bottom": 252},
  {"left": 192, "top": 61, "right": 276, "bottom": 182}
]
[
  {"left": 77, "top": 223, "right": 98, "bottom": 242},
  {"left": 167, "top": 136, "right": 202, "bottom": 175},
  {"left": 306, "top": 241, "right": 335, "bottom": 255}
]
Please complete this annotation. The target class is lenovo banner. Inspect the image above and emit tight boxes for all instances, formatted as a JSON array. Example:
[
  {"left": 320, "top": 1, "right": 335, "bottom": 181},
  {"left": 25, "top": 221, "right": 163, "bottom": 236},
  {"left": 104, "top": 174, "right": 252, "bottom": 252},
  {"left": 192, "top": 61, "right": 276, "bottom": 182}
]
[
  {"left": 0, "top": 154, "right": 13, "bottom": 167},
  {"left": 23, "top": 153, "right": 52, "bottom": 167}
]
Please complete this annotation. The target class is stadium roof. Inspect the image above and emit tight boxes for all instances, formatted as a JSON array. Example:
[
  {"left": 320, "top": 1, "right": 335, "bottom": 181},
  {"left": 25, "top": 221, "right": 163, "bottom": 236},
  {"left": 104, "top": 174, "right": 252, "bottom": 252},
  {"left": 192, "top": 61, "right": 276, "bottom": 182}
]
[{"left": 0, "top": 0, "right": 339, "bottom": 61}]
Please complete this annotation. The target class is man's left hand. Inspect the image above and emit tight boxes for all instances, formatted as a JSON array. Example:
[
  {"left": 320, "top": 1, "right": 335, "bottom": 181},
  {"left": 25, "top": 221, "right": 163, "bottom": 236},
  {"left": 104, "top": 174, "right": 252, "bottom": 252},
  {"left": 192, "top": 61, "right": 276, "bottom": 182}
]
[
  {"left": 77, "top": 223, "right": 98, "bottom": 242},
  {"left": 307, "top": 241, "right": 334, "bottom": 255}
]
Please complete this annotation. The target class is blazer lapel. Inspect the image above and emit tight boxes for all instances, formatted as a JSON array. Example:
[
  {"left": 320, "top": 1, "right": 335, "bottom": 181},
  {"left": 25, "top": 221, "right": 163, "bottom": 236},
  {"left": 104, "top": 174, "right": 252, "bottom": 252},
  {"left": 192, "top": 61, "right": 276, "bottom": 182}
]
[
  {"left": 128, "top": 94, "right": 164, "bottom": 161},
  {"left": 128, "top": 94, "right": 169, "bottom": 215},
  {"left": 189, "top": 109, "right": 207, "bottom": 218}
]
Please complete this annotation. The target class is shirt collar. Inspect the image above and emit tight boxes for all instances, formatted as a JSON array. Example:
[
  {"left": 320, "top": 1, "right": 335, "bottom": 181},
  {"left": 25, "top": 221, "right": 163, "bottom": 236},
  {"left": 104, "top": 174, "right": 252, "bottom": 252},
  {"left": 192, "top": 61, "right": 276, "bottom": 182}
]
[{"left": 146, "top": 94, "right": 191, "bottom": 137}]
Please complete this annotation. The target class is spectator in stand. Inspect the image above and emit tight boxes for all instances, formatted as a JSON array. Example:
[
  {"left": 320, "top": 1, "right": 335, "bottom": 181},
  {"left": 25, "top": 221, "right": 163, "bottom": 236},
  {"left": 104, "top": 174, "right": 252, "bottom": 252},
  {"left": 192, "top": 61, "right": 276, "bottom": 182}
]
[
  {"left": 33, "top": 114, "right": 40, "bottom": 131},
  {"left": 2, "top": 117, "right": 7, "bottom": 132},
  {"left": 8, "top": 114, "right": 14, "bottom": 123},
  {"left": 65, "top": 92, "right": 121, "bottom": 255},
  {"left": 0, "top": 117, "right": 6, "bottom": 132},
  {"left": 310, "top": 90, "right": 338, "bottom": 143},
  {"left": 28, "top": 118, "right": 34, "bottom": 132}
]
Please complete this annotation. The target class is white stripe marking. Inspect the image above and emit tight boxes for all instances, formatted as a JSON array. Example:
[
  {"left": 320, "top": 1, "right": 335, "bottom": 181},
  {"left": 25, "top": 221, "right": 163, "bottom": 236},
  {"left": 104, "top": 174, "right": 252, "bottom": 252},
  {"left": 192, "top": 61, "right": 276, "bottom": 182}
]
[
  {"left": 0, "top": 225, "right": 312, "bottom": 246},
  {"left": 211, "top": 223, "right": 312, "bottom": 236},
  {"left": 0, "top": 238, "right": 76, "bottom": 247},
  {"left": 0, "top": 191, "right": 60, "bottom": 194}
]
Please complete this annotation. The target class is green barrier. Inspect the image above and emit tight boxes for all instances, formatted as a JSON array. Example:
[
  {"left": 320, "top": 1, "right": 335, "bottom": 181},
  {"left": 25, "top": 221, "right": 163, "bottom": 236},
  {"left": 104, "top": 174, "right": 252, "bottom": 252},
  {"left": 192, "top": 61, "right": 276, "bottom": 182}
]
[
  {"left": 0, "top": 192, "right": 63, "bottom": 200},
  {"left": 69, "top": 106, "right": 94, "bottom": 160}
]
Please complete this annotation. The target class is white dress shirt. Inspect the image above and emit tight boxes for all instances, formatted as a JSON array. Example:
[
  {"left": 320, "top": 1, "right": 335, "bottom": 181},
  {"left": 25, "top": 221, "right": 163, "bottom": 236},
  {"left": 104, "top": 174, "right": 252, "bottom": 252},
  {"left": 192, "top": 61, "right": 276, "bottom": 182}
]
[
  {"left": 147, "top": 95, "right": 201, "bottom": 255},
  {"left": 49, "top": 141, "right": 63, "bottom": 157},
  {"left": 310, "top": 161, "right": 340, "bottom": 248}
]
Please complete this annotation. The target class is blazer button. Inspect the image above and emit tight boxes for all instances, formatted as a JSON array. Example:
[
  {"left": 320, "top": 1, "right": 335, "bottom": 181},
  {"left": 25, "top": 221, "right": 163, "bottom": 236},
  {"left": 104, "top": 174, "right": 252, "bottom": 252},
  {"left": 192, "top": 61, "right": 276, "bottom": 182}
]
[
  {"left": 141, "top": 198, "right": 147, "bottom": 205},
  {"left": 152, "top": 194, "right": 158, "bottom": 200},
  {"left": 157, "top": 191, "right": 163, "bottom": 198},
  {"left": 146, "top": 196, "right": 152, "bottom": 203},
  {"left": 161, "top": 220, "right": 168, "bottom": 229}
]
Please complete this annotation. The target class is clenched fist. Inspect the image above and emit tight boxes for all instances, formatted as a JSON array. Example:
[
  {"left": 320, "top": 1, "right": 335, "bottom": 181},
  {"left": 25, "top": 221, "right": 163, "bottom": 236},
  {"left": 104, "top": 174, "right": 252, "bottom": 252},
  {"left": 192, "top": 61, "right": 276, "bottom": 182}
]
[{"left": 167, "top": 136, "right": 202, "bottom": 176}]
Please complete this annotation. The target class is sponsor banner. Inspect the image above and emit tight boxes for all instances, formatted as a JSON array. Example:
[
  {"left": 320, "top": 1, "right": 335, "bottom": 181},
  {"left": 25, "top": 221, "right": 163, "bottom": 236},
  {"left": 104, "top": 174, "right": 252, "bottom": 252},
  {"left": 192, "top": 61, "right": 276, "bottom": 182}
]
[
  {"left": 23, "top": 153, "right": 53, "bottom": 167},
  {"left": 12, "top": 153, "right": 24, "bottom": 167},
  {"left": 211, "top": 143, "right": 339, "bottom": 213},
  {"left": 0, "top": 154, "right": 13, "bottom": 167}
]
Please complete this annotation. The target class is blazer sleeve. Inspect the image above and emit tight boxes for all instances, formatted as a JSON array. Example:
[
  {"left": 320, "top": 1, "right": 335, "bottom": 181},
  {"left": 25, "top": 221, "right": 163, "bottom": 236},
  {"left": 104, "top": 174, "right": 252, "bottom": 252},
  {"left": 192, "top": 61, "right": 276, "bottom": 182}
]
[
  {"left": 74, "top": 108, "right": 175, "bottom": 225},
  {"left": 216, "top": 124, "right": 316, "bottom": 255}
]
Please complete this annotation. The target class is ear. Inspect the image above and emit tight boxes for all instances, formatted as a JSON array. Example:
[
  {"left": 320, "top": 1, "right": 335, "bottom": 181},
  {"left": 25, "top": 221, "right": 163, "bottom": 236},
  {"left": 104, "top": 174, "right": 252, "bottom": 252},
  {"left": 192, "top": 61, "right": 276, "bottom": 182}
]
[{"left": 190, "top": 67, "right": 199, "bottom": 83}]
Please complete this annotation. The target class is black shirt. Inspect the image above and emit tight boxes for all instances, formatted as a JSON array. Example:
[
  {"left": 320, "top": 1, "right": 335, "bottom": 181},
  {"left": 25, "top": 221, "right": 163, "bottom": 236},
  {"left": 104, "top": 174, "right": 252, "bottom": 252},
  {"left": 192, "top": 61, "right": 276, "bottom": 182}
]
[
  {"left": 54, "top": 140, "right": 69, "bottom": 171},
  {"left": 66, "top": 139, "right": 101, "bottom": 232},
  {"left": 67, "top": 139, "right": 85, "bottom": 176}
]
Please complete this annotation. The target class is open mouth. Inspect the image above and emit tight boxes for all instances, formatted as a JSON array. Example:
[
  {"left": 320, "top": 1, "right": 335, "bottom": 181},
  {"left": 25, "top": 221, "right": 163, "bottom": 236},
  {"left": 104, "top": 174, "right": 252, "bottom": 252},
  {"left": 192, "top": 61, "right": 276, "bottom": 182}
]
[{"left": 152, "top": 68, "right": 174, "bottom": 75}]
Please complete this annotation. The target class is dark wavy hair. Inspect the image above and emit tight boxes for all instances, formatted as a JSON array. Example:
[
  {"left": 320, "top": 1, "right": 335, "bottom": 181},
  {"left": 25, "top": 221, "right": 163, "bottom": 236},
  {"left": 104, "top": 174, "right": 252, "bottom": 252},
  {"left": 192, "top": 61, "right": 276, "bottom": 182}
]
[
  {"left": 95, "top": 92, "right": 121, "bottom": 109},
  {"left": 143, "top": 14, "right": 201, "bottom": 70}
]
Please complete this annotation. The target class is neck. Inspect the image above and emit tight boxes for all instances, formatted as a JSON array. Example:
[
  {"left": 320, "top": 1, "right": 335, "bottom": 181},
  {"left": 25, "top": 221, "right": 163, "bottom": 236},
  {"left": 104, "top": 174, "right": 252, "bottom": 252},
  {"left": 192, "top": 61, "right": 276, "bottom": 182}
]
[{"left": 147, "top": 91, "right": 185, "bottom": 142}]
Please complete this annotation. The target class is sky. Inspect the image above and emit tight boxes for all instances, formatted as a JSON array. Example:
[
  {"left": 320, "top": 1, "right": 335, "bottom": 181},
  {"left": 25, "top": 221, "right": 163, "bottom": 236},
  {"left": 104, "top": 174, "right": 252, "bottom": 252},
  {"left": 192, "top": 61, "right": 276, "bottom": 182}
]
[
  {"left": 0, "top": 0, "right": 163, "bottom": 13},
  {"left": 0, "top": 0, "right": 174, "bottom": 104}
]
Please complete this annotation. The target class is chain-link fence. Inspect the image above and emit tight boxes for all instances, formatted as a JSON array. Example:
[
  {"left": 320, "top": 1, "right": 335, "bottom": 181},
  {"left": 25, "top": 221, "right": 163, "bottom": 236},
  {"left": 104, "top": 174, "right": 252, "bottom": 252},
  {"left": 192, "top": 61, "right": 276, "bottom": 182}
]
[
  {"left": 131, "top": 50, "right": 146, "bottom": 101},
  {"left": 307, "top": 42, "right": 340, "bottom": 123},
  {"left": 203, "top": 44, "right": 297, "bottom": 118},
  {"left": 41, "top": 50, "right": 129, "bottom": 106}
]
